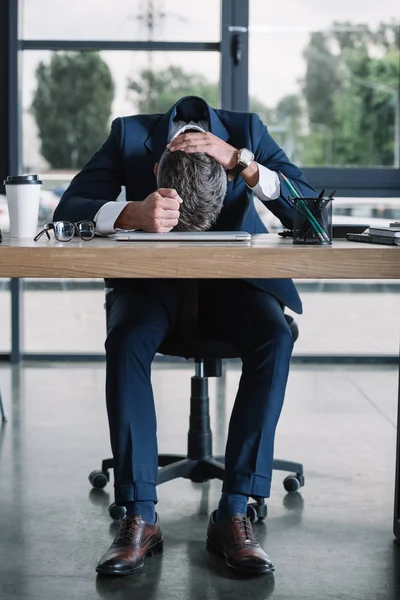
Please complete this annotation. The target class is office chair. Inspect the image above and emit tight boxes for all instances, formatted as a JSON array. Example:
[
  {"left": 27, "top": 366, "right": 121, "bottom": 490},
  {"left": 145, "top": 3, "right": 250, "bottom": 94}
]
[
  {"left": 89, "top": 282, "right": 305, "bottom": 523},
  {"left": 0, "top": 385, "right": 7, "bottom": 422}
]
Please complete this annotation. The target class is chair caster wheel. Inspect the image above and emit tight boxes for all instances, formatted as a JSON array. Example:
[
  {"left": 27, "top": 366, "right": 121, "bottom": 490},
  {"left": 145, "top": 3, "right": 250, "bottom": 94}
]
[
  {"left": 246, "top": 504, "right": 258, "bottom": 523},
  {"left": 247, "top": 502, "right": 268, "bottom": 523},
  {"left": 88, "top": 470, "right": 109, "bottom": 489},
  {"left": 283, "top": 474, "right": 304, "bottom": 493},
  {"left": 109, "top": 503, "right": 127, "bottom": 520}
]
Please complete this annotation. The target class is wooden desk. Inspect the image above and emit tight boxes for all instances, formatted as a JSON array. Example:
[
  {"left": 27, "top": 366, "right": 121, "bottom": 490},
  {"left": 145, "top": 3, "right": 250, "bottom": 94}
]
[
  {"left": 1, "top": 234, "right": 399, "bottom": 538},
  {"left": 0, "top": 234, "right": 399, "bottom": 279}
]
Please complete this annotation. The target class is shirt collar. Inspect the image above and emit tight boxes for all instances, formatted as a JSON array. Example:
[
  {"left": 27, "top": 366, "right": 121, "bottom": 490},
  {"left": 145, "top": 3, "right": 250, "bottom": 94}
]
[{"left": 169, "top": 119, "right": 209, "bottom": 142}]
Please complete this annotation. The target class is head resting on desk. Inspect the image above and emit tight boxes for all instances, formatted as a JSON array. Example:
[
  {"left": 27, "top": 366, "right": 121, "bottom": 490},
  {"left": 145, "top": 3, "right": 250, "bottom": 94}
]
[{"left": 155, "top": 131, "right": 227, "bottom": 232}]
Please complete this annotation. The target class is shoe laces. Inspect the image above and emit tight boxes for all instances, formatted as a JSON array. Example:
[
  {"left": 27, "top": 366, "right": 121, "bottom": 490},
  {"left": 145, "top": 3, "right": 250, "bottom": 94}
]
[
  {"left": 231, "top": 516, "right": 255, "bottom": 544},
  {"left": 115, "top": 516, "right": 142, "bottom": 543}
]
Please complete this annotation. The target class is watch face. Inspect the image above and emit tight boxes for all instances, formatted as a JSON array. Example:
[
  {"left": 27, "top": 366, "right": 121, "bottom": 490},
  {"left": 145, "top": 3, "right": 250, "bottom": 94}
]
[{"left": 239, "top": 148, "right": 254, "bottom": 167}]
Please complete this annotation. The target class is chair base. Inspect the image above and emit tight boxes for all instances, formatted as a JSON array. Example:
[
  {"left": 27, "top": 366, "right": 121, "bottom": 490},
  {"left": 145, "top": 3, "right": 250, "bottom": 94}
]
[
  {"left": 156, "top": 453, "right": 305, "bottom": 487},
  {"left": 92, "top": 453, "right": 304, "bottom": 523},
  {"left": 97, "top": 455, "right": 305, "bottom": 486},
  {"left": 157, "top": 454, "right": 225, "bottom": 484},
  {"left": 90, "top": 366, "right": 305, "bottom": 522},
  {"left": 97, "top": 454, "right": 227, "bottom": 487}
]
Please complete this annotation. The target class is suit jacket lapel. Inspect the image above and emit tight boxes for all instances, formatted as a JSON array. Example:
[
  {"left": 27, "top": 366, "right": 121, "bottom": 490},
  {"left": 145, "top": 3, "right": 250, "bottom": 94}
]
[{"left": 207, "top": 103, "right": 229, "bottom": 142}]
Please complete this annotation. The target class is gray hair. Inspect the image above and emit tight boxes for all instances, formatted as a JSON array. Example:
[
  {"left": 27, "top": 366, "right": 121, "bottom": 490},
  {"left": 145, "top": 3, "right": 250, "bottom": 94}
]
[{"left": 156, "top": 147, "right": 227, "bottom": 232}]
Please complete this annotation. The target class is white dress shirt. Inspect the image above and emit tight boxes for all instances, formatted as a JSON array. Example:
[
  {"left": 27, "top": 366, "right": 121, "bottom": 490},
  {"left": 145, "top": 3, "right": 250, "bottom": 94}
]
[{"left": 94, "top": 119, "right": 280, "bottom": 234}]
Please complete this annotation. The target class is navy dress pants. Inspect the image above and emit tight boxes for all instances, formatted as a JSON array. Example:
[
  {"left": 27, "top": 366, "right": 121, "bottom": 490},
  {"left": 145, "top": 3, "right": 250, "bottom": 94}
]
[{"left": 105, "top": 279, "right": 294, "bottom": 506}]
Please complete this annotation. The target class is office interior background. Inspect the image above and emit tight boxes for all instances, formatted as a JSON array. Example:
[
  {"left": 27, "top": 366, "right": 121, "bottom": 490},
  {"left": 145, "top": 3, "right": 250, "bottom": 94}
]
[
  {"left": 0, "top": 0, "right": 399, "bottom": 363},
  {"left": 0, "top": 2, "right": 400, "bottom": 600}
]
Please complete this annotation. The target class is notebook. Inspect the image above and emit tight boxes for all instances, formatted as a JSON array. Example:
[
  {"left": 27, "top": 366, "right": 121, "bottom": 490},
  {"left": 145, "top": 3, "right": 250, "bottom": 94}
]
[
  {"left": 113, "top": 231, "right": 252, "bottom": 242},
  {"left": 368, "top": 227, "right": 400, "bottom": 238},
  {"left": 347, "top": 233, "right": 400, "bottom": 246}
]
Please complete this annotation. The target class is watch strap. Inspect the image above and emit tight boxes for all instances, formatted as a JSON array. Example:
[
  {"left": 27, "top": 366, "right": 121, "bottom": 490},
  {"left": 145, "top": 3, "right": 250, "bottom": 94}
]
[{"left": 227, "top": 148, "right": 254, "bottom": 181}]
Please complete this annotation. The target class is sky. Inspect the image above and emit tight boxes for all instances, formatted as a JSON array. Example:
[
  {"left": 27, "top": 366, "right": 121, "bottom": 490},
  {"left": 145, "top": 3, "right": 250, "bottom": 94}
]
[{"left": 19, "top": 0, "right": 400, "bottom": 169}]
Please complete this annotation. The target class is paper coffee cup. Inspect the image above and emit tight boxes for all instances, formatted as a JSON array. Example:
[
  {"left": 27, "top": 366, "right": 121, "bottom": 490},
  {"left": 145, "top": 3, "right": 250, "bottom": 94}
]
[{"left": 3, "top": 174, "right": 42, "bottom": 238}]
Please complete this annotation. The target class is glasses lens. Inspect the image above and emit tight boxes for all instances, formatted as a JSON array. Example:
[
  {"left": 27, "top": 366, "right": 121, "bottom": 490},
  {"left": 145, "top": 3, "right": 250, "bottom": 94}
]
[
  {"left": 77, "top": 221, "right": 95, "bottom": 241},
  {"left": 54, "top": 221, "right": 75, "bottom": 242}
]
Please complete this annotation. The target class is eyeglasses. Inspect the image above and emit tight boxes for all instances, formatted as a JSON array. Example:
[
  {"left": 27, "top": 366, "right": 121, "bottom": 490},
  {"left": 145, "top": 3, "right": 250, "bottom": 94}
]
[{"left": 34, "top": 221, "right": 96, "bottom": 242}]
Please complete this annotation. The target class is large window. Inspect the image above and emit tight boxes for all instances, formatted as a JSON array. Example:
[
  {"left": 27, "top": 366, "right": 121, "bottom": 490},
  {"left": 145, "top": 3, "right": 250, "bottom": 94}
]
[
  {"left": 22, "top": 280, "right": 106, "bottom": 353},
  {"left": 1, "top": 1, "right": 399, "bottom": 361},
  {"left": 249, "top": 1, "right": 400, "bottom": 169},
  {"left": 19, "top": 48, "right": 220, "bottom": 224},
  {"left": 21, "top": 0, "right": 220, "bottom": 42},
  {"left": 18, "top": 280, "right": 400, "bottom": 356},
  {"left": 248, "top": 1, "right": 400, "bottom": 361},
  {"left": 290, "top": 281, "right": 400, "bottom": 357},
  {"left": 12, "top": 0, "right": 223, "bottom": 357}
]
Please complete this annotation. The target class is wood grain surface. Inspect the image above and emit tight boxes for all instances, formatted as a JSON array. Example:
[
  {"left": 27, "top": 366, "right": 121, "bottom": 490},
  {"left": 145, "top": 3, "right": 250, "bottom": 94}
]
[{"left": 0, "top": 234, "right": 398, "bottom": 279}]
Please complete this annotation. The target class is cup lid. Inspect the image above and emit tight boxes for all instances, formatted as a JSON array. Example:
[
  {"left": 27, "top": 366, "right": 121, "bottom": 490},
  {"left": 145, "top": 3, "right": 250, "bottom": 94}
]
[{"left": 3, "top": 174, "right": 42, "bottom": 185}]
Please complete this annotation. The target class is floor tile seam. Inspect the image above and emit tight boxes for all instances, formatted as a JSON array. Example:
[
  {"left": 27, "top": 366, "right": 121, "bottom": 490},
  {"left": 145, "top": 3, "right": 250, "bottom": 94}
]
[{"left": 347, "top": 376, "right": 397, "bottom": 429}]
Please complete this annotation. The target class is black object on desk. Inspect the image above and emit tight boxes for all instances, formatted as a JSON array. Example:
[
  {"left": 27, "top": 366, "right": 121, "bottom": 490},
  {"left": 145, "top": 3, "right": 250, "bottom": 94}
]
[
  {"left": 0, "top": 229, "right": 2, "bottom": 243},
  {"left": 293, "top": 196, "right": 333, "bottom": 245},
  {"left": 279, "top": 223, "right": 369, "bottom": 239},
  {"left": 347, "top": 232, "right": 400, "bottom": 246}
]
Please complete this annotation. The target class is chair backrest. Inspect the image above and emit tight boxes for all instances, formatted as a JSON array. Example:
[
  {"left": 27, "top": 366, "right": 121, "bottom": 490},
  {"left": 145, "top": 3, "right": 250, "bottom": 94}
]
[
  {"left": 178, "top": 280, "right": 298, "bottom": 341},
  {"left": 178, "top": 280, "right": 200, "bottom": 336},
  {"left": 158, "top": 280, "right": 298, "bottom": 361}
]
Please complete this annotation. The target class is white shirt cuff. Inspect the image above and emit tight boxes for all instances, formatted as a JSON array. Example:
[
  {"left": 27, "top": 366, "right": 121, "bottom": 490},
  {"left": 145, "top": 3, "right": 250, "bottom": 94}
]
[
  {"left": 94, "top": 201, "right": 131, "bottom": 235},
  {"left": 250, "top": 164, "right": 280, "bottom": 201}
]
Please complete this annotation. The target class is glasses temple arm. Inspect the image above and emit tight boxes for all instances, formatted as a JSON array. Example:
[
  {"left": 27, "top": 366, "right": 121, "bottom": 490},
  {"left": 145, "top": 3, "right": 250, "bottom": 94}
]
[{"left": 33, "top": 229, "right": 51, "bottom": 242}]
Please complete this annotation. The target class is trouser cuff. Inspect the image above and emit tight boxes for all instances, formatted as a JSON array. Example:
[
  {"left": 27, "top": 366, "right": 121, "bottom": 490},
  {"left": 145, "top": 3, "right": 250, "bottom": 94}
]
[
  {"left": 115, "top": 482, "right": 158, "bottom": 505},
  {"left": 222, "top": 472, "right": 271, "bottom": 498}
]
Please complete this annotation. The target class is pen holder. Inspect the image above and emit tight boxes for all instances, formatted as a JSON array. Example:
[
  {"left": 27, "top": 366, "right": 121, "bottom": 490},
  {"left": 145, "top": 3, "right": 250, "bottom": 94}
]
[{"left": 293, "top": 197, "right": 332, "bottom": 245}]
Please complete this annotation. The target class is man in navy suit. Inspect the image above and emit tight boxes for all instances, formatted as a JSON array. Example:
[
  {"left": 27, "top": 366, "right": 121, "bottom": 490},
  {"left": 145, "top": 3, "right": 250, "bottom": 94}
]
[{"left": 54, "top": 96, "right": 315, "bottom": 577}]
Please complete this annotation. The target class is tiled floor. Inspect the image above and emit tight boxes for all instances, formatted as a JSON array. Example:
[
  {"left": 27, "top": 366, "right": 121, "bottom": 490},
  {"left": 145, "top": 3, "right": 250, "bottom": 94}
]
[{"left": 0, "top": 362, "right": 399, "bottom": 600}]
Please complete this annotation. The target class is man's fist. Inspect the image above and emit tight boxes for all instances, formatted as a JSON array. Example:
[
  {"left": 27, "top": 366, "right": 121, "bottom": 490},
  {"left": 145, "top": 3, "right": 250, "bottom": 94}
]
[{"left": 114, "top": 189, "right": 182, "bottom": 232}]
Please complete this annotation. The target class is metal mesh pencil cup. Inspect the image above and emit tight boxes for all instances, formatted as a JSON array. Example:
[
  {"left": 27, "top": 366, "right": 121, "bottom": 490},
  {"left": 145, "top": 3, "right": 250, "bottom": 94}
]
[{"left": 293, "top": 197, "right": 333, "bottom": 245}]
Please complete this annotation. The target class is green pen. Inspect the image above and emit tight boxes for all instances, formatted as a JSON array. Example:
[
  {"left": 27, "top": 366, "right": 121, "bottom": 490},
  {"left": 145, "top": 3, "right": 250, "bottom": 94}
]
[{"left": 279, "top": 173, "right": 330, "bottom": 243}]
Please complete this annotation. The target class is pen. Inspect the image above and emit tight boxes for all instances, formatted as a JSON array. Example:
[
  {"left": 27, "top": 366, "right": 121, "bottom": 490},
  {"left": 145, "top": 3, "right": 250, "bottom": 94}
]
[{"left": 279, "top": 173, "right": 330, "bottom": 243}]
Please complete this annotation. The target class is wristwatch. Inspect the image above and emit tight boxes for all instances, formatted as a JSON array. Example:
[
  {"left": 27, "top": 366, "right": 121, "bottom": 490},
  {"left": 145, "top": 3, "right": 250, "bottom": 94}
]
[{"left": 228, "top": 147, "right": 255, "bottom": 181}]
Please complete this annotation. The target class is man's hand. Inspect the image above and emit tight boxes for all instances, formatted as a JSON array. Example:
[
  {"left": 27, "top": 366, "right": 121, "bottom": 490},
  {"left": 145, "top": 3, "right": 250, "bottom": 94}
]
[
  {"left": 114, "top": 189, "right": 182, "bottom": 232},
  {"left": 167, "top": 132, "right": 238, "bottom": 170}
]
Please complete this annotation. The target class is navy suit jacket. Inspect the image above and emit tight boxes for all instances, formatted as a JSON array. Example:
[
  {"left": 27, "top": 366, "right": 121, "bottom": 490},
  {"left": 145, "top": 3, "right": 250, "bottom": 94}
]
[{"left": 53, "top": 96, "right": 317, "bottom": 314}]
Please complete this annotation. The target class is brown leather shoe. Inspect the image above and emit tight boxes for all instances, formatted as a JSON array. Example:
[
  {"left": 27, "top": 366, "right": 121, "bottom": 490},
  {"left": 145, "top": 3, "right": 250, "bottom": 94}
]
[
  {"left": 206, "top": 511, "right": 274, "bottom": 575},
  {"left": 96, "top": 514, "right": 163, "bottom": 576}
]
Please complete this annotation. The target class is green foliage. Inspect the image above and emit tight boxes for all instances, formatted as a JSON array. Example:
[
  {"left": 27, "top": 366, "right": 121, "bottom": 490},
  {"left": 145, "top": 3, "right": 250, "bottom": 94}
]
[
  {"left": 249, "top": 97, "right": 274, "bottom": 124},
  {"left": 31, "top": 52, "right": 114, "bottom": 169},
  {"left": 31, "top": 23, "right": 398, "bottom": 171},
  {"left": 248, "top": 22, "right": 399, "bottom": 168},
  {"left": 302, "top": 23, "right": 399, "bottom": 167},
  {"left": 128, "top": 66, "right": 219, "bottom": 113},
  {"left": 303, "top": 32, "right": 339, "bottom": 129}
]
